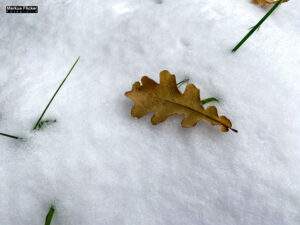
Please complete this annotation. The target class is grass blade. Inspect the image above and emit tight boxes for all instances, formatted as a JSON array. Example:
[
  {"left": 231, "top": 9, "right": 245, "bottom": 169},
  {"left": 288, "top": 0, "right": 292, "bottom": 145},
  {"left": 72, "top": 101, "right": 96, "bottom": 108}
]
[
  {"left": 177, "top": 78, "right": 189, "bottom": 88},
  {"left": 232, "top": 0, "right": 283, "bottom": 52},
  {"left": 35, "top": 119, "right": 57, "bottom": 130},
  {"left": 177, "top": 79, "right": 219, "bottom": 105},
  {"left": 45, "top": 206, "right": 55, "bottom": 225},
  {"left": 0, "top": 132, "right": 20, "bottom": 139},
  {"left": 201, "top": 97, "right": 219, "bottom": 105},
  {"left": 33, "top": 56, "right": 80, "bottom": 130}
]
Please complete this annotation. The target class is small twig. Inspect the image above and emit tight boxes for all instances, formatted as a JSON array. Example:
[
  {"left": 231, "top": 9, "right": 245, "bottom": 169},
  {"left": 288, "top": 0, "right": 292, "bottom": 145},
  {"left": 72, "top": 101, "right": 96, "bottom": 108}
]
[
  {"left": 45, "top": 206, "right": 55, "bottom": 225},
  {"left": 232, "top": 0, "right": 283, "bottom": 52},
  {"left": 33, "top": 56, "right": 80, "bottom": 130},
  {"left": 0, "top": 132, "right": 21, "bottom": 140}
]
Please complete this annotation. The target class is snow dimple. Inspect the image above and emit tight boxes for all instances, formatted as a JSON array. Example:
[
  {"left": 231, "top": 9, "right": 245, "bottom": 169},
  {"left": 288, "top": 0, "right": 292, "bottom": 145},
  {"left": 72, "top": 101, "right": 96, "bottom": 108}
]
[
  {"left": 154, "top": 0, "right": 163, "bottom": 4},
  {"left": 180, "top": 38, "right": 191, "bottom": 47}
]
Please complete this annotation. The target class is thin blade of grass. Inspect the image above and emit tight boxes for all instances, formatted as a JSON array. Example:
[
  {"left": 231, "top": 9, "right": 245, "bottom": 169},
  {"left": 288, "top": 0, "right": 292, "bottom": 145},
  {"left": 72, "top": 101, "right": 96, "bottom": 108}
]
[
  {"left": 36, "top": 119, "right": 57, "bottom": 130},
  {"left": 201, "top": 97, "right": 219, "bottom": 105},
  {"left": 33, "top": 56, "right": 80, "bottom": 130},
  {"left": 177, "top": 79, "right": 219, "bottom": 105},
  {"left": 232, "top": 0, "right": 283, "bottom": 52},
  {"left": 177, "top": 78, "right": 189, "bottom": 88},
  {"left": 0, "top": 132, "right": 21, "bottom": 139},
  {"left": 45, "top": 206, "right": 55, "bottom": 225}
]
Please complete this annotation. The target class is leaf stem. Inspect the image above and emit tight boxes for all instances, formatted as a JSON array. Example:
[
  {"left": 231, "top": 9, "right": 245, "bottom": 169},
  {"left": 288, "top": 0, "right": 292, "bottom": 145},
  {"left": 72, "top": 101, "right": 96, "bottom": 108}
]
[
  {"left": 33, "top": 56, "right": 80, "bottom": 130},
  {"left": 45, "top": 206, "right": 55, "bottom": 225},
  {"left": 230, "top": 128, "right": 238, "bottom": 133},
  {"left": 232, "top": 0, "right": 283, "bottom": 52},
  {"left": 0, "top": 132, "right": 20, "bottom": 139}
]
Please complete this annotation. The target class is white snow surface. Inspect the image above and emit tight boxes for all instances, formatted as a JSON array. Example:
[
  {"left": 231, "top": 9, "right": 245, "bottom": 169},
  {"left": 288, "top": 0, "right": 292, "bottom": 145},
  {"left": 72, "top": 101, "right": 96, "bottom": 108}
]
[{"left": 1, "top": 0, "right": 300, "bottom": 224}]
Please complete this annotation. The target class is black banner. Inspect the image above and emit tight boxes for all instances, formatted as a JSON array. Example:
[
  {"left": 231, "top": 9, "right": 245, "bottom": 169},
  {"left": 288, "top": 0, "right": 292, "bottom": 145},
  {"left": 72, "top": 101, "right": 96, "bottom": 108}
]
[{"left": 6, "top": 6, "right": 38, "bottom": 13}]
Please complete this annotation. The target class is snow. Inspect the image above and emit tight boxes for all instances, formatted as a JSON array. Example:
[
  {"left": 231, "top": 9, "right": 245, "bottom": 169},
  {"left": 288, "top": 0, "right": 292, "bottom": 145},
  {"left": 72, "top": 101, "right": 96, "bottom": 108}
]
[{"left": 0, "top": 0, "right": 300, "bottom": 224}]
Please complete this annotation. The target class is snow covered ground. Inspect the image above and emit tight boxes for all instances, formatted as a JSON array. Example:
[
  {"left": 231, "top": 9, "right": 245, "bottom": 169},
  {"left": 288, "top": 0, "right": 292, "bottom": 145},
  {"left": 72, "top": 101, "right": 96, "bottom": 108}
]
[{"left": 1, "top": 0, "right": 300, "bottom": 224}]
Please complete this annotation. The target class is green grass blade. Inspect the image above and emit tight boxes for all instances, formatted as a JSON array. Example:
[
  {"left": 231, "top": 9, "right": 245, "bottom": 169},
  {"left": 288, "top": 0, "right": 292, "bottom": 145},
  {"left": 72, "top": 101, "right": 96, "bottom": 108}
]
[
  {"left": 33, "top": 56, "right": 80, "bottom": 130},
  {"left": 45, "top": 206, "right": 55, "bottom": 225},
  {"left": 232, "top": 0, "right": 283, "bottom": 52},
  {"left": 177, "top": 79, "right": 219, "bottom": 105},
  {"left": 0, "top": 132, "right": 20, "bottom": 139},
  {"left": 36, "top": 119, "right": 57, "bottom": 130},
  {"left": 177, "top": 78, "right": 189, "bottom": 88},
  {"left": 201, "top": 97, "right": 219, "bottom": 105}
]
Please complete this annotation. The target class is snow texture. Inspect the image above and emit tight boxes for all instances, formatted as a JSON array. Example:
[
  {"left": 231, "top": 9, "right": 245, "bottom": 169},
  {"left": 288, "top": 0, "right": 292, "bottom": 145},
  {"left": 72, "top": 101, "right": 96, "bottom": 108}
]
[{"left": 0, "top": 0, "right": 300, "bottom": 224}]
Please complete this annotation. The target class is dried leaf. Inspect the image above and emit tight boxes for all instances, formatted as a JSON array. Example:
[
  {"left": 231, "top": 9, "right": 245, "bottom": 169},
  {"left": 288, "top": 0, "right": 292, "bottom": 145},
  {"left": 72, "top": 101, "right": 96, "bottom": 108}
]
[
  {"left": 253, "top": 0, "right": 288, "bottom": 5},
  {"left": 125, "top": 70, "right": 237, "bottom": 133}
]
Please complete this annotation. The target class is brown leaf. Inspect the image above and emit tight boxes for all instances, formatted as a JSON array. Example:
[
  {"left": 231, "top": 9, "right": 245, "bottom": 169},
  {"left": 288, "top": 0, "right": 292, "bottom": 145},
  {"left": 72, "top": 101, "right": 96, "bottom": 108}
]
[
  {"left": 253, "top": 0, "right": 288, "bottom": 5},
  {"left": 125, "top": 70, "right": 238, "bottom": 133}
]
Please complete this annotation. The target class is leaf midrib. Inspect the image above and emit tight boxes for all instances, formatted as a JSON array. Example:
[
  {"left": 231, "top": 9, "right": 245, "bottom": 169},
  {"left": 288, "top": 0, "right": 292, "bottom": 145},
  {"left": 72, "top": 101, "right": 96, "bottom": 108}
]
[
  {"left": 165, "top": 99, "right": 230, "bottom": 129},
  {"left": 150, "top": 92, "right": 229, "bottom": 129}
]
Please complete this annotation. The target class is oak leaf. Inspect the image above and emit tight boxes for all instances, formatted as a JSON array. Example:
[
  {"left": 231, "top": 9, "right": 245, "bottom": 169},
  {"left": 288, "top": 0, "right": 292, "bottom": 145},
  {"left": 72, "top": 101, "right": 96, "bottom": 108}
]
[
  {"left": 253, "top": 0, "right": 288, "bottom": 5},
  {"left": 125, "top": 70, "right": 237, "bottom": 133}
]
